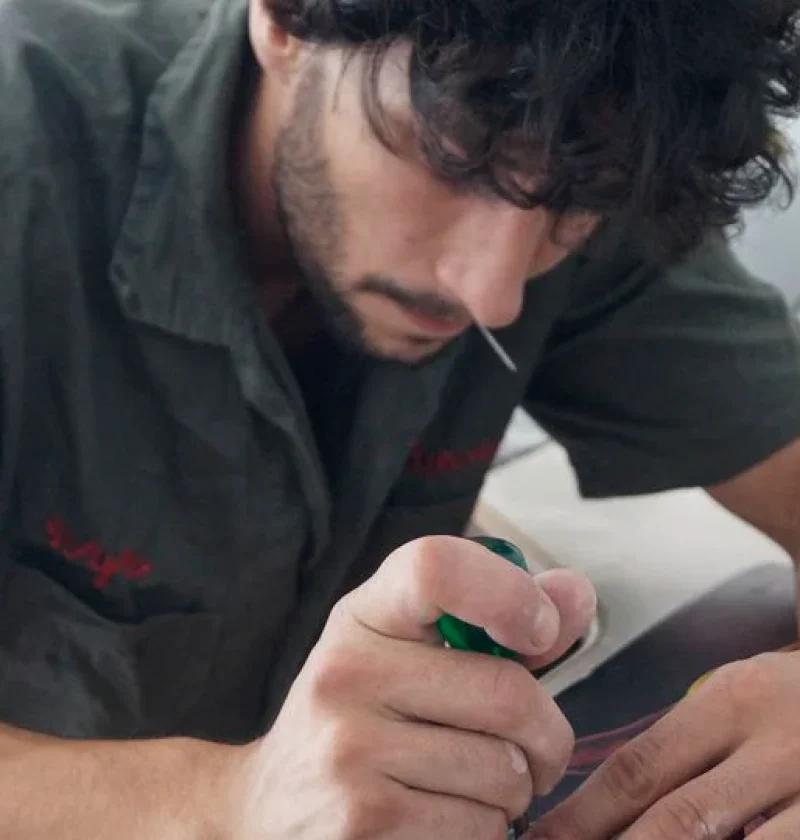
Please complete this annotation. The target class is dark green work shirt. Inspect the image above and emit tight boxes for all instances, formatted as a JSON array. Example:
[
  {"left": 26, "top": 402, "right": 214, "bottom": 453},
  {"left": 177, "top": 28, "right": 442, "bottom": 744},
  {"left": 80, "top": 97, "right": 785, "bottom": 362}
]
[{"left": 2, "top": 0, "right": 800, "bottom": 742}]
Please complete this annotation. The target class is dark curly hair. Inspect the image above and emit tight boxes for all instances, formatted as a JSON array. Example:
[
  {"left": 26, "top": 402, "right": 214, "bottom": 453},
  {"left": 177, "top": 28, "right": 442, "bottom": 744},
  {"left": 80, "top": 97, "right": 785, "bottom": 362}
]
[{"left": 265, "top": 0, "right": 800, "bottom": 261}]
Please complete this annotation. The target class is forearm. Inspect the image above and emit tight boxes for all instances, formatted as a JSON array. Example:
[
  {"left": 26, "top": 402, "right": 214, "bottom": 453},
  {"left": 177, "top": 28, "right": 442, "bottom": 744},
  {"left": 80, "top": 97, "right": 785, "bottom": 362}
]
[
  {"left": 794, "top": 558, "right": 800, "bottom": 635},
  {"left": 0, "top": 722, "right": 235, "bottom": 840}
]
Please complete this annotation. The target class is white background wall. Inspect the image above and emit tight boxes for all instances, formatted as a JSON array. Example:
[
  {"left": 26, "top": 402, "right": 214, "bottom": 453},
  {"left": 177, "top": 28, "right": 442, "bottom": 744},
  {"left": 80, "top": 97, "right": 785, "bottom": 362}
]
[{"left": 730, "top": 120, "right": 800, "bottom": 305}]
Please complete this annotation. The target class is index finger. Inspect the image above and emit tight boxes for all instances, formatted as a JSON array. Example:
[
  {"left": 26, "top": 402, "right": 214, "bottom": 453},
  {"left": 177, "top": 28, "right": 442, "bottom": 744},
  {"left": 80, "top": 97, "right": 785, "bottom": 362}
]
[
  {"left": 345, "top": 535, "right": 562, "bottom": 657},
  {"left": 526, "top": 676, "right": 738, "bottom": 839}
]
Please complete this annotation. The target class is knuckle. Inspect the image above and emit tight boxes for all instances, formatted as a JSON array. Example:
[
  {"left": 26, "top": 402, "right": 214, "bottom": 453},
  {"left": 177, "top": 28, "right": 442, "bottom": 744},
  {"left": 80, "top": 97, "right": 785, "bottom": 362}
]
[
  {"left": 528, "top": 726, "right": 574, "bottom": 795},
  {"left": 326, "top": 596, "right": 353, "bottom": 630},
  {"left": 707, "top": 657, "right": 780, "bottom": 713},
  {"left": 511, "top": 774, "right": 536, "bottom": 819},
  {"left": 509, "top": 788, "right": 534, "bottom": 822},
  {"left": 649, "top": 794, "right": 714, "bottom": 840},
  {"left": 403, "top": 536, "right": 451, "bottom": 601},
  {"left": 602, "top": 737, "right": 665, "bottom": 806},
  {"left": 495, "top": 748, "right": 535, "bottom": 818},
  {"left": 446, "top": 733, "right": 533, "bottom": 820},
  {"left": 487, "top": 660, "right": 532, "bottom": 727},
  {"left": 689, "top": 657, "right": 781, "bottom": 744},
  {"left": 536, "top": 714, "right": 575, "bottom": 793},
  {"left": 487, "top": 669, "right": 573, "bottom": 795},
  {"left": 483, "top": 661, "right": 575, "bottom": 796},
  {"left": 306, "top": 647, "right": 366, "bottom": 706},
  {"left": 322, "top": 720, "right": 372, "bottom": 779},
  {"left": 339, "top": 787, "right": 398, "bottom": 840}
]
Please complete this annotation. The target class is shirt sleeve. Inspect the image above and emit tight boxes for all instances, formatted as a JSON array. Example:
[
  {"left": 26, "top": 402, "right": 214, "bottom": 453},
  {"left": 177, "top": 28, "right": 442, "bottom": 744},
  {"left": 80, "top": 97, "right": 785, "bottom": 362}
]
[{"left": 524, "top": 234, "right": 800, "bottom": 498}]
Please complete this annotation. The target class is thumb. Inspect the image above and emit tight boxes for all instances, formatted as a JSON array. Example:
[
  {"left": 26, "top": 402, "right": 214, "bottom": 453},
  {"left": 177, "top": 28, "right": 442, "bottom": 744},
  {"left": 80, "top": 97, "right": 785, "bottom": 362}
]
[{"left": 342, "top": 535, "right": 563, "bottom": 657}]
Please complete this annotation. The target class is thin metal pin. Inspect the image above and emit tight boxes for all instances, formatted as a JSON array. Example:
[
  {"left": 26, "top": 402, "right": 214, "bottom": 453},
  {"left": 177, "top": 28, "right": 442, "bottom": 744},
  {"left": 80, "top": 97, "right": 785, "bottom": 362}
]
[{"left": 475, "top": 322, "right": 517, "bottom": 372}]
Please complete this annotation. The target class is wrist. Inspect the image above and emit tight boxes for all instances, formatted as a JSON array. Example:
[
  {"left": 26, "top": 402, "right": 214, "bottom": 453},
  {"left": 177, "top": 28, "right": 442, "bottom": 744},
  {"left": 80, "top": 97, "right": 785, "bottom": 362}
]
[{"left": 166, "top": 737, "right": 248, "bottom": 840}]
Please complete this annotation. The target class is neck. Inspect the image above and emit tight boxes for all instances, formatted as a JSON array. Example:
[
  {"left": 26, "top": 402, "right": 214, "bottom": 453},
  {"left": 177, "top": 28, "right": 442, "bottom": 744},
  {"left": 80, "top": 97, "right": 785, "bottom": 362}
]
[{"left": 232, "top": 72, "right": 307, "bottom": 323}]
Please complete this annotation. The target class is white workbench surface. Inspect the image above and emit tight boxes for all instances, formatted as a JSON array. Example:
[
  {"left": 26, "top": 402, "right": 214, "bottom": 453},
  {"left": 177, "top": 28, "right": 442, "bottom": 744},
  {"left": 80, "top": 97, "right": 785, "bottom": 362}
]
[{"left": 474, "top": 436, "right": 792, "bottom": 695}]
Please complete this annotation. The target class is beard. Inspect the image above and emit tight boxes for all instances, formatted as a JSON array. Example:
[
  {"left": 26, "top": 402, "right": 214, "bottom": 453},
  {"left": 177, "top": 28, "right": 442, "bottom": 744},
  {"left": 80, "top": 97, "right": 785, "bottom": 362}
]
[
  {"left": 267, "top": 62, "right": 468, "bottom": 365},
  {"left": 269, "top": 63, "right": 370, "bottom": 356}
]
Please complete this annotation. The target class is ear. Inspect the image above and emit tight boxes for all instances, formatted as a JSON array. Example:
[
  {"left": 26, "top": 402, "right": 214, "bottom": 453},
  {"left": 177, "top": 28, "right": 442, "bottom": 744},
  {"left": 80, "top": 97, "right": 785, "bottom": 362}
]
[{"left": 249, "top": 0, "right": 306, "bottom": 78}]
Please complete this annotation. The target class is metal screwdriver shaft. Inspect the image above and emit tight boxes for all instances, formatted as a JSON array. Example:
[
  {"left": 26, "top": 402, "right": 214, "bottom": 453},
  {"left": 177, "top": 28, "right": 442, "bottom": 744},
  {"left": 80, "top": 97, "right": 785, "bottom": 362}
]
[{"left": 475, "top": 322, "right": 517, "bottom": 372}]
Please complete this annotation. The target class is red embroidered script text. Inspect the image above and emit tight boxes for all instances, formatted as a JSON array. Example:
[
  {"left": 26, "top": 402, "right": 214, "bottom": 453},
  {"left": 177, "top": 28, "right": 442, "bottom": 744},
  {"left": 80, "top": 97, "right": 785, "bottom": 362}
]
[
  {"left": 46, "top": 516, "right": 154, "bottom": 590},
  {"left": 408, "top": 439, "right": 500, "bottom": 478}
]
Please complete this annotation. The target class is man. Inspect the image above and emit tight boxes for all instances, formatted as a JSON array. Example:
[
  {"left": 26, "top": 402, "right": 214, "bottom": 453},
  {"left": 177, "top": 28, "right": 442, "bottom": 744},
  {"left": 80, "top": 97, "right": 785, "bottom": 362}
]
[{"left": 1, "top": 0, "right": 800, "bottom": 835}]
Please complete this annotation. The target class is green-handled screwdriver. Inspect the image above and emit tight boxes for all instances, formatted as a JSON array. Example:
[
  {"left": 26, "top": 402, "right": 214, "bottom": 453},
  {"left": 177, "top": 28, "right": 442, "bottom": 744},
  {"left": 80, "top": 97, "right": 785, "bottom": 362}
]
[{"left": 435, "top": 535, "right": 532, "bottom": 840}]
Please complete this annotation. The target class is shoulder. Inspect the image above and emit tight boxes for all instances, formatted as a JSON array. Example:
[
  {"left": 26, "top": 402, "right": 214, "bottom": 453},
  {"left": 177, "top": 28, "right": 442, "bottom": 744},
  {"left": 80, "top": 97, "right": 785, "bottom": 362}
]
[
  {"left": 0, "top": 0, "right": 211, "bottom": 180},
  {"left": 554, "top": 228, "right": 787, "bottom": 333}
]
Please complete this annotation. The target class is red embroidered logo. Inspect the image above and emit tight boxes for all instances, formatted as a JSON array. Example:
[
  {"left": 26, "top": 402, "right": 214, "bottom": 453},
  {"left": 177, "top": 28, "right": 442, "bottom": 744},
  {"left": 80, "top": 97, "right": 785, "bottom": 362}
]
[
  {"left": 45, "top": 516, "right": 154, "bottom": 591},
  {"left": 408, "top": 439, "right": 500, "bottom": 478}
]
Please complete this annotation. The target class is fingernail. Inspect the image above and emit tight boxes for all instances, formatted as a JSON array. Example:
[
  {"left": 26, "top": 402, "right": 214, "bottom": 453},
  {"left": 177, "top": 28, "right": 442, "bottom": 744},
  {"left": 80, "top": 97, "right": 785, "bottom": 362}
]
[
  {"left": 529, "top": 597, "right": 559, "bottom": 651},
  {"left": 509, "top": 744, "right": 529, "bottom": 775}
]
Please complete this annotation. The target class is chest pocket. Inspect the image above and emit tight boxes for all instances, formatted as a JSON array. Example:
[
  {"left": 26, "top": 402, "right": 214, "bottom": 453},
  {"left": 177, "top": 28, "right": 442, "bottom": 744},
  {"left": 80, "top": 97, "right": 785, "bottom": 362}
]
[{"left": 0, "top": 561, "right": 221, "bottom": 739}]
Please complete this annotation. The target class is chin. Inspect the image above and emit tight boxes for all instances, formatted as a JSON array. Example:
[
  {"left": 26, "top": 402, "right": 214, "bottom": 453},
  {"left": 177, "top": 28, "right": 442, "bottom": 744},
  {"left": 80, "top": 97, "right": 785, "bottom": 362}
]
[{"left": 365, "top": 332, "right": 450, "bottom": 365}]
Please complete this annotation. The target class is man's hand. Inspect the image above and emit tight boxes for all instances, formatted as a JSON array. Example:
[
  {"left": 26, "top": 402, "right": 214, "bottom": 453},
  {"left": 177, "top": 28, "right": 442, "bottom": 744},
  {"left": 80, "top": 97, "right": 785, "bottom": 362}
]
[
  {"left": 227, "top": 536, "right": 596, "bottom": 840},
  {"left": 527, "top": 648, "right": 800, "bottom": 840}
]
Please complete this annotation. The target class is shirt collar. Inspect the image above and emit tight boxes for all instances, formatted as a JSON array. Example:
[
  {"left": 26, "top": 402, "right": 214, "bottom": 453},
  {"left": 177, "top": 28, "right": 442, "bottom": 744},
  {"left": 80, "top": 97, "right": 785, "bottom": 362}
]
[
  {"left": 107, "top": 0, "right": 468, "bottom": 441},
  {"left": 109, "top": 0, "right": 253, "bottom": 345}
]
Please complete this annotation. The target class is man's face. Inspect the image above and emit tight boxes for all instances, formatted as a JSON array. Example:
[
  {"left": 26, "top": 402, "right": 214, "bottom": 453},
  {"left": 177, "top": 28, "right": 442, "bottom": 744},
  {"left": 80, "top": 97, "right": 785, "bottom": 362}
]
[{"left": 251, "top": 31, "right": 596, "bottom": 363}]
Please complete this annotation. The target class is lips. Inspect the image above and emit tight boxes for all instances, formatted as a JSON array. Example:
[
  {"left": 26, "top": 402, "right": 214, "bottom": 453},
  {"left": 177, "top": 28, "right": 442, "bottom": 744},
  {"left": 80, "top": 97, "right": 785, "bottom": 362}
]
[{"left": 399, "top": 303, "right": 470, "bottom": 338}]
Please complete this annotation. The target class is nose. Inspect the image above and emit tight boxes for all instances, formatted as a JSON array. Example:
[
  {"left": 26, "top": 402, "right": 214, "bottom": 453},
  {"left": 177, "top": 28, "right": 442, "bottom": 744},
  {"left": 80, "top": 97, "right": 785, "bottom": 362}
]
[{"left": 434, "top": 203, "right": 549, "bottom": 330}]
